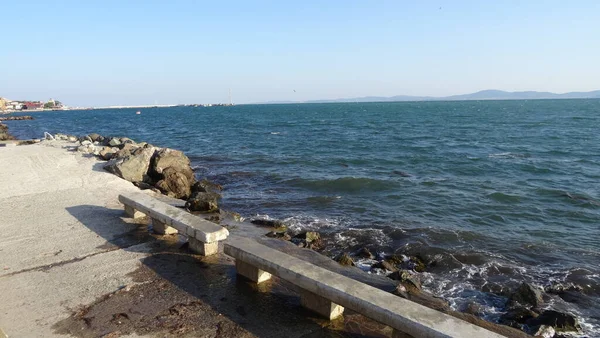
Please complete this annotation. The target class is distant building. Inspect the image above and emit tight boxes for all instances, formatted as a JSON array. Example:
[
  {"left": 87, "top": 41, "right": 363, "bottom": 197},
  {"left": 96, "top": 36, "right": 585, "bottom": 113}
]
[{"left": 22, "top": 101, "right": 43, "bottom": 110}]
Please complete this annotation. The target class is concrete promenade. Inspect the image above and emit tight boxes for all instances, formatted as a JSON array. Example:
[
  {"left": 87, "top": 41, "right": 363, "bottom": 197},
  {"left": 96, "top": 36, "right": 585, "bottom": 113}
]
[{"left": 0, "top": 142, "right": 403, "bottom": 337}]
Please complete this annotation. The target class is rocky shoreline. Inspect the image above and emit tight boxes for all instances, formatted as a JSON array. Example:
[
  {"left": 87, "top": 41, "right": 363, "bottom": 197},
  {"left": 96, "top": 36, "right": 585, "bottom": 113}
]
[{"left": 31, "top": 131, "right": 587, "bottom": 337}]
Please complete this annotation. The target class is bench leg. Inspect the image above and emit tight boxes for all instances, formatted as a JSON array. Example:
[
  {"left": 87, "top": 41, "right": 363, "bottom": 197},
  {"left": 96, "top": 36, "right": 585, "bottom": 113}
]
[
  {"left": 124, "top": 205, "right": 146, "bottom": 219},
  {"left": 151, "top": 218, "right": 178, "bottom": 235},
  {"left": 392, "top": 329, "right": 412, "bottom": 338},
  {"left": 235, "top": 260, "right": 272, "bottom": 283},
  {"left": 189, "top": 237, "right": 218, "bottom": 256},
  {"left": 300, "top": 289, "right": 344, "bottom": 320}
]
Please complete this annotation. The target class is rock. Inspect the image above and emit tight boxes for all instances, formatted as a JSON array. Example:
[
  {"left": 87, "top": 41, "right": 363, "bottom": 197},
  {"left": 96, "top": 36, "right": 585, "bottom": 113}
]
[
  {"left": 265, "top": 231, "right": 291, "bottom": 241},
  {"left": 44, "top": 132, "right": 55, "bottom": 140},
  {"left": 155, "top": 167, "right": 193, "bottom": 199},
  {"left": 108, "top": 137, "right": 121, "bottom": 147},
  {"left": 372, "top": 260, "right": 398, "bottom": 272},
  {"left": 499, "top": 307, "right": 539, "bottom": 329},
  {"left": 113, "top": 143, "right": 139, "bottom": 159},
  {"left": 294, "top": 231, "right": 320, "bottom": 243},
  {"left": 481, "top": 282, "right": 512, "bottom": 297},
  {"left": 508, "top": 282, "right": 544, "bottom": 308},
  {"left": 409, "top": 255, "right": 427, "bottom": 272},
  {"left": 88, "top": 133, "right": 103, "bottom": 142},
  {"left": 388, "top": 270, "right": 421, "bottom": 290},
  {"left": 67, "top": 135, "right": 78, "bottom": 142},
  {"left": 251, "top": 219, "right": 285, "bottom": 227},
  {"left": 527, "top": 310, "right": 581, "bottom": 333},
  {"left": 79, "top": 135, "right": 92, "bottom": 143},
  {"left": 185, "top": 191, "right": 220, "bottom": 212},
  {"left": 55, "top": 133, "right": 69, "bottom": 141},
  {"left": 192, "top": 179, "right": 223, "bottom": 194},
  {"left": 104, "top": 146, "right": 155, "bottom": 183},
  {"left": 133, "top": 182, "right": 155, "bottom": 190},
  {"left": 119, "top": 137, "right": 134, "bottom": 144},
  {"left": 80, "top": 140, "right": 92, "bottom": 146},
  {"left": 463, "top": 302, "right": 484, "bottom": 317},
  {"left": 335, "top": 252, "right": 355, "bottom": 266},
  {"left": 356, "top": 247, "right": 374, "bottom": 260},
  {"left": 0, "top": 123, "right": 15, "bottom": 141},
  {"left": 98, "top": 147, "right": 119, "bottom": 161},
  {"left": 150, "top": 148, "right": 195, "bottom": 184},
  {"left": 545, "top": 282, "right": 583, "bottom": 295},
  {"left": 534, "top": 325, "right": 555, "bottom": 338}
]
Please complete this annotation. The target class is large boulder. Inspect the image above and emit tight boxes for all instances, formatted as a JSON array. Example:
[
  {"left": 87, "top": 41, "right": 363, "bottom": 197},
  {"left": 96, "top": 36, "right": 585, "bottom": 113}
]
[
  {"left": 150, "top": 148, "right": 195, "bottom": 183},
  {"left": 388, "top": 270, "right": 421, "bottom": 290},
  {"left": 155, "top": 167, "right": 193, "bottom": 199},
  {"left": 104, "top": 146, "right": 156, "bottom": 183},
  {"left": 507, "top": 282, "right": 543, "bottom": 308},
  {"left": 185, "top": 191, "right": 220, "bottom": 212},
  {"left": 113, "top": 143, "right": 140, "bottom": 159},
  {"left": 527, "top": 310, "right": 581, "bottom": 333},
  {"left": 334, "top": 252, "right": 355, "bottom": 266}
]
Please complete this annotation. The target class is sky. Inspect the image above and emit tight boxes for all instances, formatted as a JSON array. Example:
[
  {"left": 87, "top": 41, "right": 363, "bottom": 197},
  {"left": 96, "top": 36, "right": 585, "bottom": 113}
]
[{"left": 1, "top": 1, "right": 599, "bottom": 106}]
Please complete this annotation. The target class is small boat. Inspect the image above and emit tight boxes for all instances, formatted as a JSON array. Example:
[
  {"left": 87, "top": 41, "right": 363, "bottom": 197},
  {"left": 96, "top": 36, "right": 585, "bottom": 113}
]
[{"left": 136, "top": 111, "right": 141, "bottom": 115}]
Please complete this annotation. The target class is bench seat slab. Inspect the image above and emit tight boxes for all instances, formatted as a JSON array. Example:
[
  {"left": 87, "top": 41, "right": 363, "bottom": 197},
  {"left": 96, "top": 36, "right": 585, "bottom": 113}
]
[
  {"left": 189, "top": 237, "right": 218, "bottom": 256},
  {"left": 235, "top": 260, "right": 272, "bottom": 283},
  {"left": 300, "top": 289, "right": 344, "bottom": 320}
]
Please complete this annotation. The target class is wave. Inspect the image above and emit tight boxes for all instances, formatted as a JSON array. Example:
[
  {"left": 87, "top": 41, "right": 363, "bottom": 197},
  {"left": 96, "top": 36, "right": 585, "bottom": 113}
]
[
  {"left": 487, "top": 192, "right": 521, "bottom": 203},
  {"left": 283, "top": 176, "right": 398, "bottom": 193}
]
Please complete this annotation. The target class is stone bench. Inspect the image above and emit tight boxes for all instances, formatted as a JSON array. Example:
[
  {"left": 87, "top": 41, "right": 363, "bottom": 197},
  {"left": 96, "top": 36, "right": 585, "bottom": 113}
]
[
  {"left": 118, "top": 192, "right": 229, "bottom": 256},
  {"left": 224, "top": 236, "right": 505, "bottom": 338}
]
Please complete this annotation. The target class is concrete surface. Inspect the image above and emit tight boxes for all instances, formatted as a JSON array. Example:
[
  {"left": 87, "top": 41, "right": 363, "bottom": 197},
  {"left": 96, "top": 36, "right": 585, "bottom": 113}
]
[
  {"left": 224, "top": 236, "right": 507, "bottom": 338},
  {"left": 0, "top": 142, "right": 152, "bottom": 337}
]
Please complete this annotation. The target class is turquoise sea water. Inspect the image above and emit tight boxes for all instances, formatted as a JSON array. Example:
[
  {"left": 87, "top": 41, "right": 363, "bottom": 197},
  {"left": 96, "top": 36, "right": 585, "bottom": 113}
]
[{"left": 7, "top": 100, "right": 600, "bottom": 334}]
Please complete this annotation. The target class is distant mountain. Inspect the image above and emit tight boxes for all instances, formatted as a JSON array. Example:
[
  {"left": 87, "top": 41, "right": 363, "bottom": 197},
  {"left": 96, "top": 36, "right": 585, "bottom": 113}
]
[{"left": 261, "top": 90, "right": 600, "bottom": 104}]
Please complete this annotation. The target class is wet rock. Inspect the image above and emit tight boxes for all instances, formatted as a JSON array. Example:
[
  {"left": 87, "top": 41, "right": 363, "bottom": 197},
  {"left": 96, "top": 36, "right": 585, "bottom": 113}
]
[
  {"left": 155, "top": 167, "right": 193, "bottom": 199},
  {"left": 545, "top": 282, "right": 583, "bottom": 295},
  {"left": 462, "top": 301, "right": 484, "bottom": 317},
  {"left": 150, "top": 148, "right": 195, "bottom": 184},
  {"left": 499, "top": 307, "right": 539, "bottom": 329},
  {"left": 251, "top": 219, "right": 285, "bottom": 227},
  {"left": 334, "top": 252, "right": 355, "bottom": 266},
  {"left": 481, "top": 282, "right": 512, "bottom": 297},
  {"left": 104, "top": 146, "right": 156, "bottom": 183},
  {"left": 408, "top": 255, "right": 427, "bottom": 272},
  {"left": 0, "top": 123, "right": 14, "bottom": 141},
  {"left": 508, "top": 282, "right": 544, "bottom": 308},
  {"left": 356, "top": 247, "right": 374, "bottom": 260},
  {"left": 295, "top": 231, "right": 320, "bottom": 243},
  {"left": 388, "top": 270, "right": 421, "bottom": 290},
  {"left": 371, "top": 260, "right": 398, "bottom": 272},
  {"left": 527, "top": 310, "right": 581, "bottom": 333},
  {"left": 534, "top": 325, "right": 555, "bottom": 338},
  {"left": 265, "top": 231, "right": 291, "bottom": 241},
  {"left": 185, "top": 192, "right": 220, "bottom": 212},
  {"left": 192, "top": 179, "right": 223, "bottom": 194}
]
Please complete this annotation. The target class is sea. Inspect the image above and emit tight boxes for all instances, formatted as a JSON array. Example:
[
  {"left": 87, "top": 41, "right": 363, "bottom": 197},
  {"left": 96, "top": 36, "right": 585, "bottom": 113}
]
[{"left": 6, "top": 100, "right": 600, "bottom": 335}]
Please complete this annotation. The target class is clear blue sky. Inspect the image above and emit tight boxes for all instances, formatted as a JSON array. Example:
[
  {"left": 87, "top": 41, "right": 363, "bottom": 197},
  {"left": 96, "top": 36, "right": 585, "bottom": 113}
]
[{"left": 1, "top": 1, "right": 598, "bottom": 106}]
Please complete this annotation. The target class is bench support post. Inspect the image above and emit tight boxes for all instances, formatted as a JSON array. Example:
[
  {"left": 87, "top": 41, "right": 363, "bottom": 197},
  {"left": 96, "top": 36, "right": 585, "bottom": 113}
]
[
  {"left": 124, "top": 205, "right": 145, "bottom": 219},
  {"left": 189, "top": 237, "right": 218, "bottom": 256},
  {"left": 300, "top": 289, "right": 344, "bottom": 320},
  {"left": 392, "top": 329, "right": 411, "bottom": 338},
  {"left": 152, "top": 218, "right": 178, "bottom": 235},
  {"left": 235, "top": 260, "right": 272, "bottom": 283}
]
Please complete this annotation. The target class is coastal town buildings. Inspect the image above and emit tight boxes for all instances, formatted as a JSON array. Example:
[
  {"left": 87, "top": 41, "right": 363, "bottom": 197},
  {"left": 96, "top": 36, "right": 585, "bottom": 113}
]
[{"left": 0, "top": 97, "right": 65, "bottom": 112}]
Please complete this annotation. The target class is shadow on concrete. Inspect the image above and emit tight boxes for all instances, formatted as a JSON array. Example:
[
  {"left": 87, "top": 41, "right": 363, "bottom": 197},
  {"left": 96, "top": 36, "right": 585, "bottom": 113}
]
[{"left": 63, "top": 204, "right": 392, "bottom": 337}]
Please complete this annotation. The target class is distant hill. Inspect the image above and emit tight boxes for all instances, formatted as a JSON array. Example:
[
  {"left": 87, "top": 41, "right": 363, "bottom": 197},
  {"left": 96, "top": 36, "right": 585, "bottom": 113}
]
[{"left": 262, "top": 90, "right": 600, "bottom": 104}]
